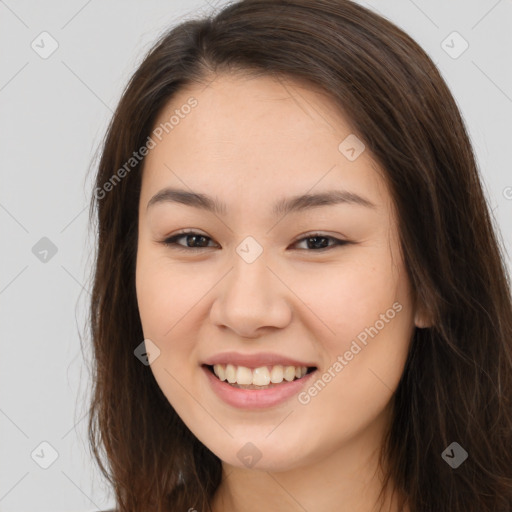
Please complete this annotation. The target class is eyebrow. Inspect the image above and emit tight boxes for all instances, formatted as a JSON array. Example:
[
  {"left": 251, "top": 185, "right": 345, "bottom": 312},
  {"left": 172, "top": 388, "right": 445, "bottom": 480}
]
[{"left": 146, "top": 187, "right": 376, "bottom": 217}]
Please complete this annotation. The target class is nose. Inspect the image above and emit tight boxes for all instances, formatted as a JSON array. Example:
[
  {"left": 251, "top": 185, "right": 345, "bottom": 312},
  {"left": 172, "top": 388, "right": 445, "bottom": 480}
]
[{"left": 209, "top": 250, "right": 292, "bottom": 339}]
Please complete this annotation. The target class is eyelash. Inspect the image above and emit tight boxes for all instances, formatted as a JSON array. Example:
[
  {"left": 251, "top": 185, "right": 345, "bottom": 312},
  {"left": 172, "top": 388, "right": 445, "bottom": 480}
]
[{"left": 161, "top": 230, "right": 350, "bottom": 252}]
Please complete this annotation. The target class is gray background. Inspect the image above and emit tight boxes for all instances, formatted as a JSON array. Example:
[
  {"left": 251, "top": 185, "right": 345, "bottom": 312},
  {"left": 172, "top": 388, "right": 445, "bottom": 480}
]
[{"left": 1, "top": 1, "right": 511, "bottom": 511}]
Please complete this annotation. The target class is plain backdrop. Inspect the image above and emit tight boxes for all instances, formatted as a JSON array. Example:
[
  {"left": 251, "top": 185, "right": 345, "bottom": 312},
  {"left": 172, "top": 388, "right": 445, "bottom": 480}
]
[{"left": 1, "top": 1, "right": 511, "bottom": 511}]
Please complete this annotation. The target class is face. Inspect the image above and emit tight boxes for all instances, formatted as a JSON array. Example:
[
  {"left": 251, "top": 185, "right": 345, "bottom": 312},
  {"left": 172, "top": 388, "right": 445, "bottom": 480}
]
[{"left": 135, "top": 73, "right": 420, "bottom": 472}]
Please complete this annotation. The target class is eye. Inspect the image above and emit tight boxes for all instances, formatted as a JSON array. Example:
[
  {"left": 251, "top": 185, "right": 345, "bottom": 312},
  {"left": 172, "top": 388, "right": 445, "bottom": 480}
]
[
  {"left": 293, "top": 233, "right": 349, "bottom": 251},
  {"left": 160, "top": 230, "right": 350, "bottom": 252},
  {"left": 162, "top": 230, "right": 218, "bottom": 251}
]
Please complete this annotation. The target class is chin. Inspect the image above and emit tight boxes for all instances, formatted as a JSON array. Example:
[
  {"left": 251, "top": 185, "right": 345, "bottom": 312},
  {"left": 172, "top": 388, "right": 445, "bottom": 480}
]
[{"left": 202, "top": 433, "right": 318, "bottom": 473}]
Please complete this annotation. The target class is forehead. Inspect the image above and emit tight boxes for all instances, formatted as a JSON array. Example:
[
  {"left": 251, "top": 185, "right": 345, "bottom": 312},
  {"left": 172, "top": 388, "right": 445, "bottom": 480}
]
[{"left": 140, "top": 73, "right": 389, "bottom": 214}]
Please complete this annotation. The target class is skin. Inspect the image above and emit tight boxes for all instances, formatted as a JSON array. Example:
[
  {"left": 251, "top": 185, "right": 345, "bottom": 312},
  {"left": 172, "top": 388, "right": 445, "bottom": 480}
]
[{"left": 136, "top": 72, "right": 426, "bottom": 511}]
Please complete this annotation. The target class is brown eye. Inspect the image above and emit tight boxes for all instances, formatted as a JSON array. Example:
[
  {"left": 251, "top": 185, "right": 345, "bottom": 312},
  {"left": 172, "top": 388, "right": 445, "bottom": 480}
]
[
  {"left": 293, "top": 233, "right": 349, "bottom": 251},
  {"left": 161, "top": 231, "right": 350, "bottom": 252},
  {"left": 162, "top": 230, "right": 217, "bottom": 251}
]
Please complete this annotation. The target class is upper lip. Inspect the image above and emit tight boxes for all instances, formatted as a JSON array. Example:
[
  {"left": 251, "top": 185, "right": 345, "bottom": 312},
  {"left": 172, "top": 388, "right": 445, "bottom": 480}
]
[{"left": 202, "top": 351, "right": 317, "bottom": 369}]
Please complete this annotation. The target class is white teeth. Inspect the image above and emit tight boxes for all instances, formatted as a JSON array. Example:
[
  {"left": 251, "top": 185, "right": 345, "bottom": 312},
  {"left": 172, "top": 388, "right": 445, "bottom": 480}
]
[
  {"left": 225, "top": 364, "right": 236, "bottom": 383},
  {"left": 270, "top": 365, "right": 284, "bottom": 383},
  {"left": 284, "top": 366, "right": 296, "bottom": 382},
  {"left": 236, "top": 366, "right": 253, "bottom": 385},
  {"left": 252, "top": 367, "right": 270, "bottom": 386},
  {"left": 213, "top": 364, "right": 226, "bottom": 381},
  {"left": 211, "top": 364, "right": 310, "bottom": 386}
]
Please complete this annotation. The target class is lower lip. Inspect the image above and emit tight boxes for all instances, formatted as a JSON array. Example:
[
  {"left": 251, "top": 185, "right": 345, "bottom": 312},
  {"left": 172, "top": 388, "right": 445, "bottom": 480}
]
[{"left": 202, "top": 365, "right": 316, "bottom": 409}]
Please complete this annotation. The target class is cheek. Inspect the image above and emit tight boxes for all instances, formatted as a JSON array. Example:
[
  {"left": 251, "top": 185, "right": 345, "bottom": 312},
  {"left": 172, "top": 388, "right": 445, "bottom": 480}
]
[
  {"left": 135, "top": 247, "right": 207, "bottom": 422},
  {"left": 135, "top": 246, "right": 204, "bottom": 340},
  {"left": 303, "top": 259, "right": 413, "bottom": 417},
  {"left": 299, "top": 248, "right": 414, "bottom": 409},
  {"left": 303, "top": 252, "right": 409, "bottom": 350},
  {"left": 301, "top": 310, "right": 412, "bottom": 444}
]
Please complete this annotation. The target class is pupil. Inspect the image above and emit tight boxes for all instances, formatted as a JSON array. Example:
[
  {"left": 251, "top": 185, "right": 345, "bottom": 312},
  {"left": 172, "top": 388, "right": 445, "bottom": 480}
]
[
  {"left": 308, "top": 236, "right": 328, "bottom": 249},
  {"left": 189, "top": 235, "right": 207, "bottom": 247},
  {"left": 187, "top": 235, "right": 329, "bottom": 249}
]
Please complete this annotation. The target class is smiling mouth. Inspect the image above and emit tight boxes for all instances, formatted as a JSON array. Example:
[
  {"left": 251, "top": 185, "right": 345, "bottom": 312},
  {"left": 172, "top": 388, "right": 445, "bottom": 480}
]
[{"left": 205, "top": 364, "right": 317, "bottom": 389}]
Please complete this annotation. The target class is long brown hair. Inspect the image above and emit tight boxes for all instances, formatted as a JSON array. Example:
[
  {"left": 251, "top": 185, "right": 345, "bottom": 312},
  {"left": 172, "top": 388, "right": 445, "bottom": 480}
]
[{"left": 85, "top": 1, "right": 512, "bottom": 510}]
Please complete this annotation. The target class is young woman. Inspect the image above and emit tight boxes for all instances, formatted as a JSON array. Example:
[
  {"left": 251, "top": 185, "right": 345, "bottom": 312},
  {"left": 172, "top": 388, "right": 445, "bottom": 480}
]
[{"left": 86, "top": 1, "right": 512, "bottom": 511}]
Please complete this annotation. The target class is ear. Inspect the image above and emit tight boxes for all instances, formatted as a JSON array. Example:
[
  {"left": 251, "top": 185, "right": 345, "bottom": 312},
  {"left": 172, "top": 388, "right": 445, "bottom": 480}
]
[{"left": 414, "top": 304, "right": 433, "bottom": 329}]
